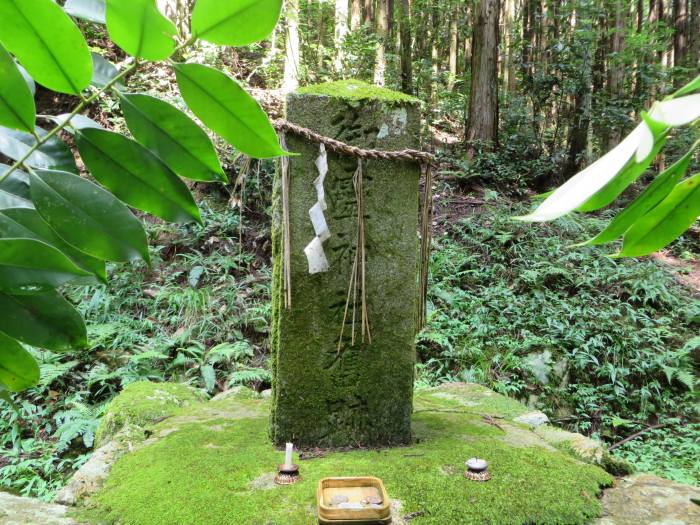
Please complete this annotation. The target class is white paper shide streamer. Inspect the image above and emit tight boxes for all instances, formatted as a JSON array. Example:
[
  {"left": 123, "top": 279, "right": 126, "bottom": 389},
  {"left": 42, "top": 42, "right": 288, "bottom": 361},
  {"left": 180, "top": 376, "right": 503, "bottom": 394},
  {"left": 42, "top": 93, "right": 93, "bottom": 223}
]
[{"left": 304, "top": 144, "right": 331, "bottom": 273}]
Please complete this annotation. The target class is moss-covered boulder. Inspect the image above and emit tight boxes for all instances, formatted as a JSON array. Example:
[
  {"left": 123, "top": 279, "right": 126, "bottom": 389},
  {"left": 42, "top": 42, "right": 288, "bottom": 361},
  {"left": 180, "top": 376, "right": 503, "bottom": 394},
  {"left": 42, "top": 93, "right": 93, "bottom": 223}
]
[
  {"left": 94, "top": 381, "right": 204, "bottom": 448},
  {"left": 75, "top": 383, "right": 622, "bottom": 525}
]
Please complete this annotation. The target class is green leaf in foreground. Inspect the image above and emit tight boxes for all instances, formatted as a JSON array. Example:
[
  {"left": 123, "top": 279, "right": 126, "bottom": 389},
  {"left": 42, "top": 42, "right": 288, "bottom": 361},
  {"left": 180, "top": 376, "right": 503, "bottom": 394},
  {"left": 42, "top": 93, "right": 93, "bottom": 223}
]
[
  {"left": 0, "top": 332, "right": 38, "bottom": 391},
  {"left": 106, "top": 0, "right": 176, "bottom": 61},
  {"left": 0, "top": 164, "right": 32, "bottom": 209},
  {"left": 121, "top": 93, "right": 226, "bottom": 182},
  {"left": 64, "top": 0, "right": 106, "bottom": 24},
  {"left": 0, "top": 0, "right": 92, "bottom": 95},
  {"left": 174, "top": 63, "right": 286, "bottom": 159},
  {"left": 0, "top": 43, "right": 35, "bottom": 133},
  {"left": 0, "top": 238, "right": 91, "bottom": 294},
  {"left": 90, "top": 52, "right": 124, "bottom": 91},
  {"left": 0, "top": 126, "right": 78, "bottom": 173},
  {"left": 620, "top": 173, "right": 700, "bottom": 257},
  {"left": 29, "top": 170, "right": 149, "bottom": 264},
  {"left": 191, "top": 0, "right": 283, "bottom": 47},
  {"left": 76, "top": 128, "right": 201, "bottom": 224},
  {"left": 0, "top": 290, "right": 86, "bottom": 351},
  {"left": 584, "top": 141, "right": 699, "bottom": 246},
  {"left": 0, "top": 207, "right": 106, "bottom": 281}
]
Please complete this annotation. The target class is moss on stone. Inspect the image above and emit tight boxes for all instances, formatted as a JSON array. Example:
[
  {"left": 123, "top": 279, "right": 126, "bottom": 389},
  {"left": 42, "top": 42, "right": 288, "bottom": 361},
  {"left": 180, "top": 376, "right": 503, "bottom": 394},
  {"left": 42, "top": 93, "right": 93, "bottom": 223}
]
[
  {"left": 94, "top": 381, "right": 204, "bottom": 447},
  {"left": 296, "top": 79, "right": 420, "bottom": 104},
  {"left": 270, "top": 83, "right": 422, "bottom": 447},
  {"left": 78, "top": 386, "right": 613, "bottom": 525}
]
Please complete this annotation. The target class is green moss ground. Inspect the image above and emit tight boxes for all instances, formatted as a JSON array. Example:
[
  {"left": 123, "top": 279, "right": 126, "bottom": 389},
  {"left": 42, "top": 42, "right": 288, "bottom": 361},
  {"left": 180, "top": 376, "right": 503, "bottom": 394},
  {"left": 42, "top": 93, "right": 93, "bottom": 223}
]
[
  {"left": 295, "top": 79, "right": 420, "bottom": 104},
  {"left": 94, "top": 381, "right": 204, "bottom": 447},
  {"left": 77, "top": 385, "right": 612, "bottom": 525}
]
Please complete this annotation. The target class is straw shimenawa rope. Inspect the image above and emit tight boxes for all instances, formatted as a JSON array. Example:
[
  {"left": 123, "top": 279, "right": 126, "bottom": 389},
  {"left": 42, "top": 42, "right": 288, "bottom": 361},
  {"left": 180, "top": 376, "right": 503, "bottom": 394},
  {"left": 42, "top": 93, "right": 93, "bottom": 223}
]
[{"left": 275, "top": 119, "right": 434, "bottom": 335}]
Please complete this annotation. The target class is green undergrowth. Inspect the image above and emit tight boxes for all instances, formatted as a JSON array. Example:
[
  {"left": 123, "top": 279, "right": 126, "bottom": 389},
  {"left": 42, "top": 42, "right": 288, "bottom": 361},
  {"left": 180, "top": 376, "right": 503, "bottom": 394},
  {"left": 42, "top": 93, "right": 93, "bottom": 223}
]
[
  {"left": 419, "top": 196, "right": 699, "bottom": 483},
  {"left": 76, "top": 388, "right": 612, "bottom": 525}
]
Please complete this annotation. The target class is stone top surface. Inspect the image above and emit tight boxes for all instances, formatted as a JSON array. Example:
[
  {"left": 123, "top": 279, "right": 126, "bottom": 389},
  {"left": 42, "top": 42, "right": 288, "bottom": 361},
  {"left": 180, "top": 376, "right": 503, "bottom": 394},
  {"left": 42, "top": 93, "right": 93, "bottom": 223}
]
[{"left": 294, "top": 79, "right": 420, "bottom": 104}]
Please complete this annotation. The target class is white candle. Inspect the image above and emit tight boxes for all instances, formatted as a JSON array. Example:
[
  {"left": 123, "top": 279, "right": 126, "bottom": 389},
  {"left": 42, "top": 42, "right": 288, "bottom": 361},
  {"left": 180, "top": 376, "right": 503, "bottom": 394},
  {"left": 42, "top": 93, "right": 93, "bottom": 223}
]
[{"left": 284, "top": 442, "right": 293, "bottom": 467}]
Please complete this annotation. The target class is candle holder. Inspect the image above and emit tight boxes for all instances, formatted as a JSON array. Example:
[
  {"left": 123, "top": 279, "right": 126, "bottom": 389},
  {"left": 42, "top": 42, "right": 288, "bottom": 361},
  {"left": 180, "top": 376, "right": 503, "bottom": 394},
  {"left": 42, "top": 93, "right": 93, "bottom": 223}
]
[
  {"left": 275, "top": 463, "right": 301, "bottom": 485},
  {"left": 464, "top": 458, "right": 491, "bottom": 482}
]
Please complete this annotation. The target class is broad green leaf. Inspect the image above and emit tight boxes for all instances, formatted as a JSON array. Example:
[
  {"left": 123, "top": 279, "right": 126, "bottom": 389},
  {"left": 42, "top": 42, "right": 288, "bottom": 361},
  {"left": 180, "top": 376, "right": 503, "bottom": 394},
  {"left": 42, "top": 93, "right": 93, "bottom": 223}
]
[
  {"left": 121, "top": 93, "right": 226, "bottom": 182},
  {"left": 30, "top": 170, "right": 149, "bottom": 264},
  {"left": 0, "top": 332, "right": 38, "bottom": 391},
  {"left": 0, "top": 207, "right": 106, "bottom": 280},
  {"left": 15, "top": 62, "right": 35, "bottom": 96},
  {"left": 0, "top": 0, "right": 92, "bottom": 95},
  {"left": 0, "top": 164, "right": 33, "bottom": 209},
  {"left": 620, "top": 173, "right": 700, "bottom": 257},
  {"left": 64, "top": 0, "right": 106, "bottom": 23},
  {"left": 671, "top": 74, "right": 700, "bottom": 98},
  {"left": 191, "top": 0, "right": 283, "bottom": 47},
  {"left": 174, "top": 63, "right": 286, "bottom": 159},
  {"left": 0, "top": 289, "right": 87, "bottom": 351},
  {"left": 90, "top": 52, "right": 124, "bottom": 91},
  {"left": 106, "top": 0, "right": 176, "bottom": 61},
  {"left": 76, "top": 128, "right": 201, "bottom": 224},
  {"left": 577, "top": 116, "right": 668, "bottom": 213},
  {"left": 0, "top": 126, "right": 78, "bottom": 173},
  {"left": 0, "top": 43, "right": 35, "bottom": 133},
  {"left": 0, "top": 387, "right": 17, "bottom": 410},
  {"left": 647, "top": 93, "right": 700, "bottom": 127},
  {"left": 49, "top": 114, "right": 102, "bottom": 132},
  {"left": 517, "top": 122, "right": 652, "bottom": 221},
  {"left": 0, "top": 238, "right": 91, "bottom": 294},
  {"left": 584, "top": 142, "right": 699, "bottom": 246}
]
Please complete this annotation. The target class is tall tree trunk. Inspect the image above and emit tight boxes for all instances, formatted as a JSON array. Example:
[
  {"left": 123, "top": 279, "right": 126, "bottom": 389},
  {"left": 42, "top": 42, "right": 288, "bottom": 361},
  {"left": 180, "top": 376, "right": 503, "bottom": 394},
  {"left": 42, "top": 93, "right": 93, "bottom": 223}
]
[
  {"left": 565, "top": 8, "right": 593, "bottom": 178},
  {"left": 606, "top": 0, "right": 626, "bottom": 149},
  {"left": 430, "top": 0, "right": 439, "bottom": 105},
  {"left": 364, "top": 0, "right": 374, "bottom": 26},
  {"left": 351, "top": 0, "right": 362, "bottom": 29},
  {"left": 673, "top": 0, "right": 689, "bottom": 70},
  {"left": 690, "top": 0, "right": 700, "bottom": 67},
  {"left": 374, "top": 0, "right": 389, "bottom": 85},
  {"left": 465, "top": 0, "right": 500, "bottom": 156},
  {"left": 334, "top": 0, "right": 349, "bottom": 73},
  {"left": 502, "top": 0, "right": 516, "bottom": 93},
  {"left": 399, "top": 0, "right": 413, "bottom": 93},
  {"left": 283, "top": 0, "right": 302, "bottom": 93},
  {"left": 447, "top": 1, "right": 459, "bottom": 91}
]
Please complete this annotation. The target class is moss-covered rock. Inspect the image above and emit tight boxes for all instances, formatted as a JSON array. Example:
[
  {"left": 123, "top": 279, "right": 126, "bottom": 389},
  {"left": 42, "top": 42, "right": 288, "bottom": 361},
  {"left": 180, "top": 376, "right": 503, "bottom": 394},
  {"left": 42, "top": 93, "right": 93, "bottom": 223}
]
[
  {"left": 94, "top": 381, "right": 204, "bottom": 447},
  {"left": 77, "top": 383, "right": 618, "bottom": 525},
  {"left": 296, "top": 79, "right": 420, "bottom": 104}
]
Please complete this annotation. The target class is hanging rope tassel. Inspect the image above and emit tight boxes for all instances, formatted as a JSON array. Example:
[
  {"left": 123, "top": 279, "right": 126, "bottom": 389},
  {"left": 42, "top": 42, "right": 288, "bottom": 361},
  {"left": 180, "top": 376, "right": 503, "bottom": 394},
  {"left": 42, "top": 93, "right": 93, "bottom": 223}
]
[
  {"left": 279, "top": 133, "right": 292, "bottom": 309},
  {"left": 418, "top": 164, "right": 434, "bottom": 331},
  {"left": 338, "top": 159, "right": 372, "bottom": 352}
]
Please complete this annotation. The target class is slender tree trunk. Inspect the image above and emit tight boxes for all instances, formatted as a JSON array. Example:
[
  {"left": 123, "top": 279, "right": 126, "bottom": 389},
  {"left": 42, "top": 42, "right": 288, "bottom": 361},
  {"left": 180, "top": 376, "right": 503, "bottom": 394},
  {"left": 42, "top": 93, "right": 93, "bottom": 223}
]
[
  {"left": 690, "top": 0, "right": 700, "bottom": 67},
  {"left": 351, "top": 0, "right": 362, "bottom": 29},
  {"left": 606, "top": 0, "right": 626, "bottom": 149},
  {"left": 565, "top": 8, "right": 593, "bottom": 177},
  {"left": 447, "top": 1, "right": 459, "bottom": 91},
  {"left": 283, "top": 0, "right": 302, "bottom": 93},
  {"left": 430, "top": 0, "right": 439, "bottom": 104},
  {"left": 521, "top": 0, "right": 534, "bottom": 90},
  {"left": 364, "top": 0, "right": 374, "bottom": 26},
  {"left": 334, "top": 0, "right": 349, "bottom": 73},
  {"left": 399, "top": 0, "right": 413, "bottom": 93},
  {"left": 503, "top": 0, "right": 516, "bottom": 93},
  {"left": 673, "top": 0, "right": 689, "bottom": 70},
  {"left": 465, "top": 0, "right": 500, "bottom": 156},
  {"left": 374, "top": 0, "right": 389, "bottom": 85}
]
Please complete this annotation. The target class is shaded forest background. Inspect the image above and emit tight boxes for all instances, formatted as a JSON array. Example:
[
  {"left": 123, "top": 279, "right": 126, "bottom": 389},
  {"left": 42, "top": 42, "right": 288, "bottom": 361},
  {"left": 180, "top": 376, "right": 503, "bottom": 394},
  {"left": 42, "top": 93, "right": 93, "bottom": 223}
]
[{"left": 0, "top": 0, "right": 698, "bottom": 502}]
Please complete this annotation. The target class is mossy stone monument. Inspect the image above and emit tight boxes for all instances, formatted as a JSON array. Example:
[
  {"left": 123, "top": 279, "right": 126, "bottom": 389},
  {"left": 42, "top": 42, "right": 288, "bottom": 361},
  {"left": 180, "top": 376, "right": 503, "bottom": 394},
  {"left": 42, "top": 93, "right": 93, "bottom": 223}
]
[{"left": 270, "top": 80, "right": 422, "bottom": 447}]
